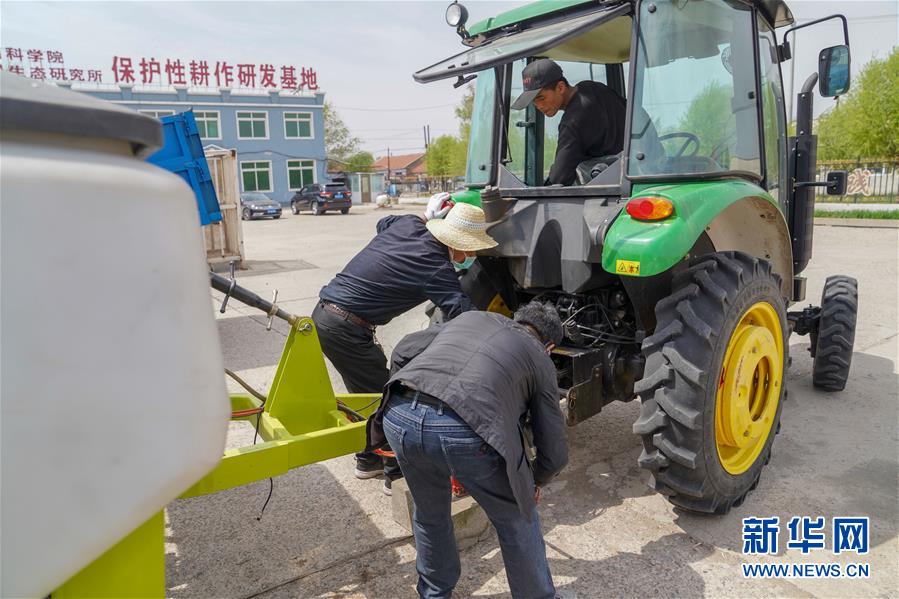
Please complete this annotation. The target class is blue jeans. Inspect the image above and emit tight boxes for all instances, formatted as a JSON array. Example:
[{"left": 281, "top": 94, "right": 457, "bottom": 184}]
[{"left": 383, "top": 392, "right": 555, "bottom": 599}]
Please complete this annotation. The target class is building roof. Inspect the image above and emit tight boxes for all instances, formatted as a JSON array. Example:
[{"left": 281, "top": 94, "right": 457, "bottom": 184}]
[{"left": 372, "top": 152, "right": 425, "bottom": 172}]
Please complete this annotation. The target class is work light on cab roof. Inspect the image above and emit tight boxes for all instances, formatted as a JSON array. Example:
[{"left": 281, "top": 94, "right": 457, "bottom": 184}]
[{"left": 445, "top": 1, "right": 470, "bottom": 39}]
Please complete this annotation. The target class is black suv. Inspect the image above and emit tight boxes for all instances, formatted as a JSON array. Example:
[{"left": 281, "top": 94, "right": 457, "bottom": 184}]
[{"left": 290, "top": 183, "right": 352, "bottom": 215}]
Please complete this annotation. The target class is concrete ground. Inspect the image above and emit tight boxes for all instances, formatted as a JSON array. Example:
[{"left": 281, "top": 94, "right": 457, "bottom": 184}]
[{"left": 166, "top": 205, "right": 898, "bottom": 598}]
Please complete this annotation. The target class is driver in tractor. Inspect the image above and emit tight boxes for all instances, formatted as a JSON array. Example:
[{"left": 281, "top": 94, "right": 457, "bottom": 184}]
[{"left": 512, "top": 58, "right": 626, "bottom": 186}]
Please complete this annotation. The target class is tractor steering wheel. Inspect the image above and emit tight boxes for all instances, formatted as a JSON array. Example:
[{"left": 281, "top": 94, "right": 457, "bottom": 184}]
[{"left": 658, "top": 132, "right": 701, "bottom": 158}]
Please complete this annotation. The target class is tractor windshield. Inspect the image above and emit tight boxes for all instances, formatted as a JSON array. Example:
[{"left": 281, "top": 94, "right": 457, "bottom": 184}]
[{"left": 628, "top": 0, "right": 761, "bottom": 180}]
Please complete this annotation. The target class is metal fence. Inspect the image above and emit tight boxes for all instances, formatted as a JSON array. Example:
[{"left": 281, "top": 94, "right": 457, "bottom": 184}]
[{"left": 816, "top": 159, "right": 899, "bottom": 203}]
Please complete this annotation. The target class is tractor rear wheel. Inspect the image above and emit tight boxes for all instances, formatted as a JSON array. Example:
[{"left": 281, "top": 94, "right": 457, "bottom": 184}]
[
  {"left": 812, "top": 275, "right": 858, "bottom": 391},
  {"left": 633, "top": 252, "right": 787, "bottom": 514}
]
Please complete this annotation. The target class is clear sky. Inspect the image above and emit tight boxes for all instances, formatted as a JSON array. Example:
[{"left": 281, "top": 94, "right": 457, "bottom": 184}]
[{"left": 1, "top": 1, "right": 896, "bottom": 158}]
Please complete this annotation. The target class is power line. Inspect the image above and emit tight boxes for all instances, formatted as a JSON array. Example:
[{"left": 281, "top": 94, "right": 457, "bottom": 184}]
[
  {"left": 363, "top": 134, "right": 430, "bottom": 141},
  {"left": 333, "top": 103, "right": 456, "bottom": 112},
  {"left": 368, "top": 146, "right": 425, "bottom": 153}
]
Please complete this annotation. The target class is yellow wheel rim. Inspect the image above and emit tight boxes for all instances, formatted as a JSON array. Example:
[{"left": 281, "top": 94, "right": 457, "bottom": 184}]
[
  {"left": 715, "top": 301, "right": 784, "bottom": 475},
  {"left": 487, "top": 294, "right": 513, "bottom": 317}
]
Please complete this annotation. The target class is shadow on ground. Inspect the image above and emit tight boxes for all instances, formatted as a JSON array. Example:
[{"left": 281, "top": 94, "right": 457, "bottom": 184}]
[
  {"left": 167, "top": 349, "right": 897, "bottom": 597},
  {"left": 166, "top": 463, "right": 411, "bottom": 598}
]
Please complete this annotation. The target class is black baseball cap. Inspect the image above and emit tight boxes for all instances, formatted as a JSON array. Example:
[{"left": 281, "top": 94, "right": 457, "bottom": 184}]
[{"left": 511, "top": 59, "right": 564, "bottom": 110}]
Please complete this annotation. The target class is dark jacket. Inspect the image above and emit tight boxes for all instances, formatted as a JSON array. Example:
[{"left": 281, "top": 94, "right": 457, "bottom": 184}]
[
  {"left": 367, "top": 311, "right": 568, "bottom": 518},
  {"left": 548, "top": 80, "right": 626, "bottom": 186},
  {"left": 319, "top": 215, "right": 472, "bottom": 325}
]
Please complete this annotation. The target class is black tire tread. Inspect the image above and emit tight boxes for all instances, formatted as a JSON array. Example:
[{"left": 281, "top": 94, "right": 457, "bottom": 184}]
[
  {"left": 633, "top": 251, "right": 786, "bottom": 514},
  {"left": 812, "top": 276, "right": 858, "bottom": 391}
]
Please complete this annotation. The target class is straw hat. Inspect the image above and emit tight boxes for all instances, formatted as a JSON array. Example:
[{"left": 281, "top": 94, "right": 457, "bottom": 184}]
[{"left": 426, "top": 202, "right": 498, "bottom": 252}]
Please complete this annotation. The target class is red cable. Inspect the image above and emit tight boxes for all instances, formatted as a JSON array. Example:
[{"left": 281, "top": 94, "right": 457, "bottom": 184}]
[{"left": 231, "top": 407, "right": 264, "bottom": 418}]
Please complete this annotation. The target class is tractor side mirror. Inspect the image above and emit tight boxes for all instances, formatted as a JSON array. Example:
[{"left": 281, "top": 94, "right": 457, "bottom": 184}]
[
  {"left": 819, "top": 45, "right": 850, "bottom": 97},
  {"left": 825, "top": 170, "right": 847, "bottom": 196}
]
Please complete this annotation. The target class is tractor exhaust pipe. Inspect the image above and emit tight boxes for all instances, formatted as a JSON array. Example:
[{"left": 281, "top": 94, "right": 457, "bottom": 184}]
[{"left": 789, "top": 72, "right": 819, "bottom": 277}]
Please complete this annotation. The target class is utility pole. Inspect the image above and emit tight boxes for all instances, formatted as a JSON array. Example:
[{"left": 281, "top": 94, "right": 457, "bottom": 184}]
[{"left": 423, "top": 125, "right": 429, "bottom": 150}]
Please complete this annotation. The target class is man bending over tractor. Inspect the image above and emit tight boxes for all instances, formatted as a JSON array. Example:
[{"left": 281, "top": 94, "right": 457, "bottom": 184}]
[
  {"left": 312, "top": 200, "right": 497, "bottom": 494},
  {"left": 366, "top": 301, "right": 569, "bottom": 598}
]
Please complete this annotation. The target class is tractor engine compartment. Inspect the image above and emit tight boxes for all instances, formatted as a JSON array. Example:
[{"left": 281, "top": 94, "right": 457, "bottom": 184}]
[{"left": 524, "top": 287, "right": 645, "bottom": 426}]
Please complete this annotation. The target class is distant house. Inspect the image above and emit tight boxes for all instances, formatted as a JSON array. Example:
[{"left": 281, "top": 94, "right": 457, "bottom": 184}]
[{"left": 372, "top": 153, "right": 428, "bottom": 193}]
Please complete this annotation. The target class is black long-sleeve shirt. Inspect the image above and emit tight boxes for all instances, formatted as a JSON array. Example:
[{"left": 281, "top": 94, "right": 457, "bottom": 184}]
[
  {"left": 548, "top": 80, "right": 626, "bottom": 186},
  {"left": 319, "top": 214, "right": 472, "bottom": 326}
]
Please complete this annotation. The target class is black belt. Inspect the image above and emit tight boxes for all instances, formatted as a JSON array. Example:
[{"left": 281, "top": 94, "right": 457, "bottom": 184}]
[
  {"left": 392, "top": 385, "right": 443, "bottom": 408},
  {"left": 320, "top": 301, "right": 375, "bottom": 331}
]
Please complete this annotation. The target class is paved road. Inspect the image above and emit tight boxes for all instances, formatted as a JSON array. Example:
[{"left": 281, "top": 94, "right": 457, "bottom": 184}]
[{"left": 167, "top": 205, "right": 898, "bottom": 598}]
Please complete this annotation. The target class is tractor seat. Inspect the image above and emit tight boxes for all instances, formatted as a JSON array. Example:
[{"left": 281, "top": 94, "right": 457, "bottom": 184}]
[{"left": 576, "top": 154, "right": 621, "bottom": 185}]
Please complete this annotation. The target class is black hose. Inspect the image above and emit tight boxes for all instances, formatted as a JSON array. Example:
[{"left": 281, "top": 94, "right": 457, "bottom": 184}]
[
  {"left": 336, "top": 402, "right": 366, "bottom": 423},
  {"left": 210, "top": 272, "right": 297, "bottom": 324}
]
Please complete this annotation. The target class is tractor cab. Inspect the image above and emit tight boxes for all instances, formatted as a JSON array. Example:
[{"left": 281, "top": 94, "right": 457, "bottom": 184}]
[
  {"left": 416, "top": 0, "right": 858, "bottom": 515},
  {"left": 419, "top": 0, "right": 796, "bottom": 191}
]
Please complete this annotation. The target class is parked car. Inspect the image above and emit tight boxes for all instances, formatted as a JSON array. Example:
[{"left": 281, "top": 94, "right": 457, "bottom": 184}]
[
  {"left": 290, "top": 183, "right": 352, "bottom": 215},
  {"left": 240, "top": 192, "right": 282, "bottom": 220}
]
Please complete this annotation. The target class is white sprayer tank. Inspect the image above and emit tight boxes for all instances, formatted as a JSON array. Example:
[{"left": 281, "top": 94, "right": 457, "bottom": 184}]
[{"left": 0, "top": 74, "right": 229, "bottom": 597}]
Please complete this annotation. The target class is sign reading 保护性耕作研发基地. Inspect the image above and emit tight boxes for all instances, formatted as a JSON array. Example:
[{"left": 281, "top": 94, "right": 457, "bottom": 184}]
[{"left": 2, "top": 47, "right": 320, "bottom": 91}]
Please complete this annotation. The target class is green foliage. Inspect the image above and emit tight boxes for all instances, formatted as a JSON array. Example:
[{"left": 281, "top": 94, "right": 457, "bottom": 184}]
[
  {"left": 543, "top": 133, "right": 558, "bottom": 175},
  {"left": 426, "top": 135, "right": 465, "bottom": 179},
  {"left": 505, "top": 115, "right": 526, "bottom": 180},
  {"left": 344, "top": 151, "right": 374, "bottom": 172},
  {"left": 455, "top": 85, "right": 475, "bottom": 140},
  {"left": 425, "top": 88, "right": 474, "bottom": 182},
  {"left": 452, "top": 86, "right": 475, "bottom": 180},
  {"left": 323, "top": 101, "right": 361, "bottom": 171},
  {"left": 815, "top": 209, "right": 899, "bottom": 219},
  {"left": 504, "top": 113, "right": 559, "bottom": 185},
  {"left": 677, "top": 81, "right": 736, "bottom": 162},
  {"left": 817, "top": 49, "right": 899, "bottom": 160}
]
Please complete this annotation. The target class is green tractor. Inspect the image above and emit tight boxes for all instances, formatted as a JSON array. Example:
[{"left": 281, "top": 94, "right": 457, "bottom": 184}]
[{"left": 417, "top": 0, "right": 858, "bottom": 514}]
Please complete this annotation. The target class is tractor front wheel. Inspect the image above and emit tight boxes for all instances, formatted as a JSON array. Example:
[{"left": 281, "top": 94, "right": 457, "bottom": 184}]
[
  {"left": 633, "top": 252, "right": 787, "bottom": 514},
  {"left": 812, "top": 275, "right": 858, "bottom": 391}
]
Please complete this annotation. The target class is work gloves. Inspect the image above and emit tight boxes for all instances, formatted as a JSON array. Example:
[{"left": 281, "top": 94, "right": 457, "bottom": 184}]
[{"left": 424, "top": 192, "right": 454, "bottom": 221}]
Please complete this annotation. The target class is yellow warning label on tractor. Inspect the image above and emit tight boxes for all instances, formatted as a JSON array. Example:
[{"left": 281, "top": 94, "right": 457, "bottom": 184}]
[{"left": 616, "top": 259, "right": 641, "bottom": 276}]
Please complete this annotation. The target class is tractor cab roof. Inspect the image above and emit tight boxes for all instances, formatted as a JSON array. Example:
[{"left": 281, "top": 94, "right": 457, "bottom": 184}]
[
  {"left": 467, "top": 0, "right": 794, "bottom": 38},
  {"left": 415, "top": 0, "right": 793, "bottom": 84}
]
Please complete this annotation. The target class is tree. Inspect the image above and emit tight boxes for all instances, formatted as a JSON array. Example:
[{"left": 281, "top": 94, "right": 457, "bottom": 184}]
[
  {"left": 450, "top": 85, "right": 475, "bottom": 179},
  {"left": 425, "top": 85, "right": 476, "bottom": 186},
  {"left": 427, "top": 135, "right": 465, "bottom": 188},
  {"left": 677, "top": 81, "right": 736, "bottom": 162},
  {"left": 323, "top": 101, "right": 361, "bottom": 171},
  {"left": 817, "top": 48, "right": 899, "bottom": 160},
  {"left": 455, "top": 84, "right": 475, "bottom": 140},
  {"left": 344, "top": 151, "right": 374, "bottom": 172}
]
